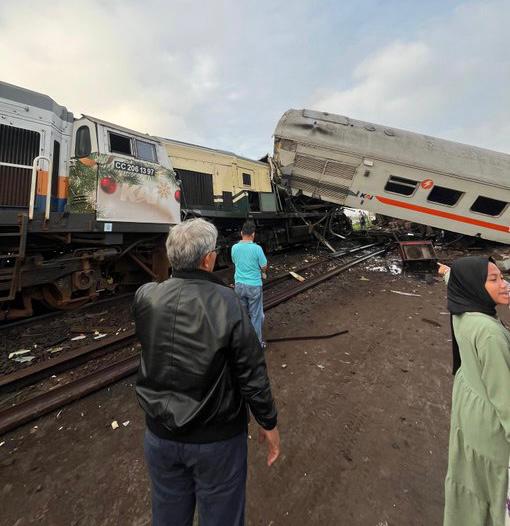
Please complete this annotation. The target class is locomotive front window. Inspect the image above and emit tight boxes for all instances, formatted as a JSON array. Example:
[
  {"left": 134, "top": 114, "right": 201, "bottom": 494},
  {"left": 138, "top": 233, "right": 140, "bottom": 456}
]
[
  {"left": 109, "top": 132, "right": 132, "bottom": 156},
  {"left": 384, "top": 175, "right": 417, "bottom": 196},
  {"left": 470, "top": 196, "right": 508, "bottom": 216},
  {"left": 75, "top": 126, "right": 91, "bottom": 158},
  {"left": 135, "top": 140, "right": 157, "bottom": 163},
  {"left": 427, "top": 185, "right": 463, "bottom": 206}
]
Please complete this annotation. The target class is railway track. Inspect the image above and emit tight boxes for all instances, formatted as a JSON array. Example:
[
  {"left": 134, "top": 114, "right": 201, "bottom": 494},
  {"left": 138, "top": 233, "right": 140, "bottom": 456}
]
[{"left": 0, "top": 242, "right": 391, "bottom": 435}]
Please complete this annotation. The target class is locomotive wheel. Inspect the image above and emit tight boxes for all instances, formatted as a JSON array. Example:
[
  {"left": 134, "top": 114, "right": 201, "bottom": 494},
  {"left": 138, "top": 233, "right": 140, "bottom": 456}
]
[{"left": 41, "top": 284, "right": 91, "bottom": 311}]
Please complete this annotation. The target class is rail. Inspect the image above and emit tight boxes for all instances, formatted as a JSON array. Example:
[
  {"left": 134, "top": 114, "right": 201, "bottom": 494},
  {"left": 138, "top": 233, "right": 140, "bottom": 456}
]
[{"left": 0, "top": 244, "right": 390, "bottom": 435}]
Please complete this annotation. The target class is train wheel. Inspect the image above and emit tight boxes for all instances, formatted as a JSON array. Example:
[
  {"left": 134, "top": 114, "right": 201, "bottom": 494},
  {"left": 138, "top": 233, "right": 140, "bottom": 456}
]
[{"left": 41, "top": 284, "right": 92, "bottom": 311}]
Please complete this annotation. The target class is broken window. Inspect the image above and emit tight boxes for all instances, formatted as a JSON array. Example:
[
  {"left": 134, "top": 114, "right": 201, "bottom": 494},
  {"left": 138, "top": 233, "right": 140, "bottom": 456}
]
[
  {"left": 384, "top": 176, "right": 418, "bottom": 196},
  {"left": 109, "top": 132, "right": 132, "bottom": 156},
  {"left": 427, "top": 185, "right": 463, "bottom": 206},
  {"left": 470, "top": 196, "right": 507, "bottom": 216}
]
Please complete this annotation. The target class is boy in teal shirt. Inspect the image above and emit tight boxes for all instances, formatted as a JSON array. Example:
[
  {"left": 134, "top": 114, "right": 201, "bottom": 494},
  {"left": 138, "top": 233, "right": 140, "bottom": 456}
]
[{"left": 231, "top": 221, "right": 267, "bottom": 346}]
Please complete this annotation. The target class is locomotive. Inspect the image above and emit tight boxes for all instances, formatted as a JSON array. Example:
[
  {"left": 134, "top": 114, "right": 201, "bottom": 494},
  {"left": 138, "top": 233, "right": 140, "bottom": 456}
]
[
  {"left": 0, "top": 81, "right": 180, "bottom": 319},
  {"left": 273, "top": 109, "right": 510, "bottom": 244}
]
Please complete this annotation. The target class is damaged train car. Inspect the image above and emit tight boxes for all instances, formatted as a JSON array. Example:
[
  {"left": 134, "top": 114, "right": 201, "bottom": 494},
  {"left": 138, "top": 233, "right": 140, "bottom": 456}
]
[{"left": 273, "top": 109, "right": 510, "bottom": 244}]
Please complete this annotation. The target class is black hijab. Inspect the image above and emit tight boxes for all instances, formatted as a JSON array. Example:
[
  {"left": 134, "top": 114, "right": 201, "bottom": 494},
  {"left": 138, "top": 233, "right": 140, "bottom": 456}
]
[{"left": 447, "top": 256, "right": 497, "bottom": 374}]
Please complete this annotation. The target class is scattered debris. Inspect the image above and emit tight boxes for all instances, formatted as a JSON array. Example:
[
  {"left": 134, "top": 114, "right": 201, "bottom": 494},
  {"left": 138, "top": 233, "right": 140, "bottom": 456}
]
[
  {"left": 48, "top": 346, "right": 64, "bottom": 354},
  {"left": 8, "top": 349, "right": 32, "bottom": 359},
  {"left": 71, "top": 335, "right": 87, "bottom": 341},
  {"left": 122, "top": 420, "right": 130, "bottom": 427},
  {"left": 359, "top": 276, "right": 370, "bottom": 281},
  {"left": 94, "top": 333, "right": 107, "bottom": 340},
  {"left": 111, "top": 420, "right": 119, "bottom": 430},
  {"left": 13, "top": 356, "right": 35, "bottom": 363},
  {"left": 289, "top": 271, "right": 305, "bottom": 282},
  {"left": 390, "top": 290, "right": 421, "bottom": 297},
  {"left": 281, "top": 363, "right": 288, "bottom": 369},
  {"left": 0, "top": 441, "right": 4, "bottom": 447},
  {"left": 422, "top": 318, "right": 442, "bottom": 328},
  {"left": 317, "top": 364, "right": 325, "bottom": 370}
]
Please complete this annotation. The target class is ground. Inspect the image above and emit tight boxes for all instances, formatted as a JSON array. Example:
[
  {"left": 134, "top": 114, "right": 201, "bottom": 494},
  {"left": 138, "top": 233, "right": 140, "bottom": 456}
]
[{"left": 2, "top": 254, "right": 509, "bottom": 526}]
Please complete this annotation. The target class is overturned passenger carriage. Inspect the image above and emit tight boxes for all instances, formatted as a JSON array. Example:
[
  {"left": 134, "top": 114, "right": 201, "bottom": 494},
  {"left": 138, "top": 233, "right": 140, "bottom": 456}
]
[{"left": 274, "top": 109, "right": 510, "bottom": 243}]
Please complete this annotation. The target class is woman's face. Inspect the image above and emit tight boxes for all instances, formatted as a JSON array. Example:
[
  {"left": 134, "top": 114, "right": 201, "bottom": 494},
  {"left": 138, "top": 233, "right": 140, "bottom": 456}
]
[{"left": 484, "top": 262, "right": 510, "bottom": 305}]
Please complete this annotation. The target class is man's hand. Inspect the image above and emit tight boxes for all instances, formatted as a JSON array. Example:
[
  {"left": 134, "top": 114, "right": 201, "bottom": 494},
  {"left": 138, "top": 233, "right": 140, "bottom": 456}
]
[
  {"left": 258, "top": 426, "right": 280, "bottom": 467},
  {"left": 437, "top": 262, "right": 450, "bottom": 276}
]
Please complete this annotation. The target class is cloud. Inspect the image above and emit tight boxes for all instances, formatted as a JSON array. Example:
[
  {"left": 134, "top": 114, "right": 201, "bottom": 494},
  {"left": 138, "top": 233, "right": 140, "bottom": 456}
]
[
  {"left": 0, "top": 0, "right": 222, "bottom": 141},
  {"left": 0, "top": 0, "right": 509, "bottom": 158},
  {"left": 309, "top": 0, "right": 510, "bottom": 153}
]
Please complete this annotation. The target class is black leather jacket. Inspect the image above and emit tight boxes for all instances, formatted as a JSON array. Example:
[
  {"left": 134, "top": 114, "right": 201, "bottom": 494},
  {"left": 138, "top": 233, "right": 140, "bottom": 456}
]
[{"left": 133, "top": 269, "right": 277, "bottom": 443}]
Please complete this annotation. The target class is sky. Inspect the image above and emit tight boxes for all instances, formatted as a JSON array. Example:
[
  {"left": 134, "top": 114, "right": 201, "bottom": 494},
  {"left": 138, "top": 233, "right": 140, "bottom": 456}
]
[{"left": 0, "top": 0, "right": 509, "bottom": 159}]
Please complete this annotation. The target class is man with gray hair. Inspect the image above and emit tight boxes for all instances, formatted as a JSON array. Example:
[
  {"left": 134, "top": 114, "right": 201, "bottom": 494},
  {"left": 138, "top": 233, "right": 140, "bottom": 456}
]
[{"left": 133, "top": 218, "right": 279, "bottom": 526}]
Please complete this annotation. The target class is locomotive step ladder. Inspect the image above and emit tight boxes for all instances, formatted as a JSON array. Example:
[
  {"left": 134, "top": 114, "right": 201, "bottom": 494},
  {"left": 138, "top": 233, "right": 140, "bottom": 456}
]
[{"left": 0, "top": 213, "right": 28, "bottom": 302}]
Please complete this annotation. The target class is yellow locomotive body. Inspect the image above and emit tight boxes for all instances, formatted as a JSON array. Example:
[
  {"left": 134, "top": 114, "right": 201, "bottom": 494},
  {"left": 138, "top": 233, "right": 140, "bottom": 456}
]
[{"left": 162, "top": 138, "right": 277, "bottom": 217}]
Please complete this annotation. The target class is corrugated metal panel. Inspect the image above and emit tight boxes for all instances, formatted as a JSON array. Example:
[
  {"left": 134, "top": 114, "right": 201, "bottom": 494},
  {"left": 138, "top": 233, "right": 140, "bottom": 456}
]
[
  {"left": 294, "top": 154, "right": 356, "bottom": 181},
  {"left": 0, "top": 124, "right": 40, "bottom": 165},
  {"left": 288, "top": 174, "right": 349, "bottom": 204},
  {"left": 294, "top": 154, "right": 326, "bottom": 175},
  {"left": 175, "top": 168, "right": 214, "bottom": 207},
  {"left": 0, "top": 166, "right": 31, "bottom": 206},
  {"left": 0, "top": 124, "right": 40, "bottom": 207},
  {"left": 324, "top": 160, "right": 356, "bottom": 181}
]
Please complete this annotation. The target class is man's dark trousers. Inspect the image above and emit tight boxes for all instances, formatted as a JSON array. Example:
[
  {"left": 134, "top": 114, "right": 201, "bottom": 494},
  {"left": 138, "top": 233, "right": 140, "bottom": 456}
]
[{"left": 144, "top": 429, "right": 247, "bottom": 526}]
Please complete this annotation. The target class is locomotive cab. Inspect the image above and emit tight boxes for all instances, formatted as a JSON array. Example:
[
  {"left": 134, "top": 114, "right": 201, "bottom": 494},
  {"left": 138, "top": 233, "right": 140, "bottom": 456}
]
[{"left": 68, "top": 116, "right": 180, "bottom": 227}]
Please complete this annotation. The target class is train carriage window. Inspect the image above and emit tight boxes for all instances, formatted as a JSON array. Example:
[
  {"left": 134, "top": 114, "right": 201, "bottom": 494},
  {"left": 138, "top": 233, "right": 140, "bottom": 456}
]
[
  {"left": 109, "top": 132, "right": 132, "bottom": 156},
  {"left": 242, "top": 173, "right": 251, "bottom": 186},
  {"left": 75, "top": 126, "right": 91, "bottom": 157},
  {"left": 470, "top": 196, "right": 508, "bottom": 216},
  {"left": 135, "top": 139, "right": 157, "bottom": 163},
  {"left": 427, "top": 185, "right": 463, "bottom": 206},
  {"left": 384, "top": 175, "right": 418, "bottom": 196}
]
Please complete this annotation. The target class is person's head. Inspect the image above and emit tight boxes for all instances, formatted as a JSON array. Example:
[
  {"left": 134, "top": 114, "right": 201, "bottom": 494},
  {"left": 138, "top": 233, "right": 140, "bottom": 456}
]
[
  {"left": 241, "top": 220, "right": 256, "bottom": 240},
  {"left": 447, "top": 256, "right": 508, "bottom": 317},
  {"left": 485, "top": 261, "right": 509, "bottom": 305},
  {"left": 166, "top": 218, "right": 218, "bottom": 273}
]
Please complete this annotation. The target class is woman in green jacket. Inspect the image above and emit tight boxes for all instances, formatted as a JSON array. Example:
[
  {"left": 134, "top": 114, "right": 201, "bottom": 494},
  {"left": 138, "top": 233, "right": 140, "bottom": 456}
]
[{"left": 443, "top": 256, "right": 510, "bottom": 526}]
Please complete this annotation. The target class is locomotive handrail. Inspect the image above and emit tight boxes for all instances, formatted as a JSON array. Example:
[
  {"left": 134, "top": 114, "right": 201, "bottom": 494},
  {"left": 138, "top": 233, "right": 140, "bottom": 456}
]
[
  {"left": 28, "top": 155, "right": 50, "bottom": 220},
  {"left": 0, "top": 161, "right": 33, "bottom": 170},
  {"left": 44, "top": 155, "right": 54, "bottom": 221}
]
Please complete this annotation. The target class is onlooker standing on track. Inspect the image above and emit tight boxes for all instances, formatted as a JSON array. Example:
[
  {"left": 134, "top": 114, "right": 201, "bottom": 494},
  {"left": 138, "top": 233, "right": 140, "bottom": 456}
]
[
  {"left": 442, "top": 256, "right": 510, "bottom": 526},
  {"left": 133, "top": 218, "right": 279, "bottom": 526},
  {"left": 231, "top": 221, "right": 267, "bottom": 346},
  {"left": 359, "top": 211, "right": 366, "bottom": 231}
]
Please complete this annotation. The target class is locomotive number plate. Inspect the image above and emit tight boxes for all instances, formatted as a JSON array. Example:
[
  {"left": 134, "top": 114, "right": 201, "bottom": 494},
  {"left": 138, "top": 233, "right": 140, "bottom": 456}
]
[{"left": 113, "top": 160, "right": 155, "bottom": 177}]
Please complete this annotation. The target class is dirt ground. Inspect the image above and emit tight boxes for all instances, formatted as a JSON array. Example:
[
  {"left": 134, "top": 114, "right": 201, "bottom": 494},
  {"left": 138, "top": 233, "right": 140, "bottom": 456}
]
[{"left": 1, "top": 255, "right": 509, "bottom": 526}]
